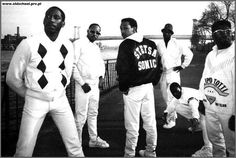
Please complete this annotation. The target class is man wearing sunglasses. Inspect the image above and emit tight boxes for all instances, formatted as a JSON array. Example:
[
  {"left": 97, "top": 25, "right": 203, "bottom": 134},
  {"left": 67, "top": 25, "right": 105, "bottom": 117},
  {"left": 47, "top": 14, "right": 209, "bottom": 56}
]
[
  {"left": 199, "top": 19, "right": 235, "bottom": 157},
  {"left": 73, "top": 23, "right": 109, "bottom": 149}
]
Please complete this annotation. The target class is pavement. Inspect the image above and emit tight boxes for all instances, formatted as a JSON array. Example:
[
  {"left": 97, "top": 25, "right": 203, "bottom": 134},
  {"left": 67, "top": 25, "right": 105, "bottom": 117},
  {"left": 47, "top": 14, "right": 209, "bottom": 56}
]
[{"left": 2, "top": 85, "right": 204, "bottom": 157}]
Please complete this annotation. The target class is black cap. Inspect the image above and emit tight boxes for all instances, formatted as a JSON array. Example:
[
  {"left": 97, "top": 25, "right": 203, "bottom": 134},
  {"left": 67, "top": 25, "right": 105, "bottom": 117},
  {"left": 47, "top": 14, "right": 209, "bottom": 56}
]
[
  {"left": 161, "top": 23, "right": 174, "bottom": 34},
  {"left": 170, "top": 82, "right": 182, "bottom": 99},
  {"left": 212, "top": 20, "right": 231, "bottom": 33}
]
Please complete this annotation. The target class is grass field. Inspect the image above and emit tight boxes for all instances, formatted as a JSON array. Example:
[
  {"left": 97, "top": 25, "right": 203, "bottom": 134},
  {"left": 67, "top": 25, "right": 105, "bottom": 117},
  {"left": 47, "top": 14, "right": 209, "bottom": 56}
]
[{"left": 181, "top": 52, "right": 207, "bottom": 89}]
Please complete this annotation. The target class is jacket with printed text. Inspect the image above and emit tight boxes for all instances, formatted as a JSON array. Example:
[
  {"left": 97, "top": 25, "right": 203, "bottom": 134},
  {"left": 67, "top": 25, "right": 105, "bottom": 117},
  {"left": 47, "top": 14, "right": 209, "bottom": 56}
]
[
  {"left": 116, "top": 33, "right": 162, "bottom": 92},
  {"left": 199, "top": 42, "right": 235, "bottom": 115}
]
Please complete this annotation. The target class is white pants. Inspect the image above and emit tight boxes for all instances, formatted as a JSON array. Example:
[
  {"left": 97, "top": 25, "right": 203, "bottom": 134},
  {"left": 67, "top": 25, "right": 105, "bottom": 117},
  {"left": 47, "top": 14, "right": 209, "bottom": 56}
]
[
  {"left": 14, "top": 95, "right": 84, "bottom": 157},
  {"left": 74, "top": 83, "right": 99, "bottom": 141},
  {"left": 199, "top": 114, "right": 212, "bottom": 148},
  {"left": 123, "top": 83, "right": 157, "bottom": 156},
  {"left": 205, "top": 110, "right": 235, "bottom": 157},
  {"left": 174, "top": 101, "right": 200, "bottom": 120},
  {"left": 160, "top": 70, "right": 180, "bottom": 106}
]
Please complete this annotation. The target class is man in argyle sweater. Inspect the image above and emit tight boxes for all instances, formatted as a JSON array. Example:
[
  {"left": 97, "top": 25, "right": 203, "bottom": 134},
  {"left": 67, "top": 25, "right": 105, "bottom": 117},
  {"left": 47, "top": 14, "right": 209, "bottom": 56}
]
[{"left": 6, "top": 6, "right": 84, "bottom": 157}]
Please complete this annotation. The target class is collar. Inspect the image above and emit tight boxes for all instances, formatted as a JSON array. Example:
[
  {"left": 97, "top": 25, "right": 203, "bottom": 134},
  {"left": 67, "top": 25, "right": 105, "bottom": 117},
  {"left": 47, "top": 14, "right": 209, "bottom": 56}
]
[
  {"left": 126, "top": 33, "right": 143, "bottom": 42},
  {"left": 39, "top": 29, "right": 65, "bottom": 43},
  {"left": 213, "top": 41, "right": 235, "bottom": 55}
]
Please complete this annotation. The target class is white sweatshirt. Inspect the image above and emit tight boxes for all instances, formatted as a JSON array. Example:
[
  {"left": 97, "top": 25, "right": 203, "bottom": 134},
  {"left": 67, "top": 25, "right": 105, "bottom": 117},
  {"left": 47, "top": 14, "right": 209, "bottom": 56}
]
[
  {"left": 73, "top": 37, "right": 105, "bottom": 85},
  {"left": 156, "top": 37, "right": 193, "bottom": 72},
  {"left": 6, "top": 32, "right": 74, "bottom": 100},
  {"left": 166, "top": 87, "right": 202, "bottom": 119},
  {"left": 199, "top": 42, "right": 235, "bottom": 115}
]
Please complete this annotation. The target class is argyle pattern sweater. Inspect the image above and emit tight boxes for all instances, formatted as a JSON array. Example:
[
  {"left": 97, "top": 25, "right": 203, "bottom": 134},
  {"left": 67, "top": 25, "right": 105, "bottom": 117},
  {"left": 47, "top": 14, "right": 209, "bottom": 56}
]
[{"left": 6, "top": 33, "right": 74, "bottom": 99}]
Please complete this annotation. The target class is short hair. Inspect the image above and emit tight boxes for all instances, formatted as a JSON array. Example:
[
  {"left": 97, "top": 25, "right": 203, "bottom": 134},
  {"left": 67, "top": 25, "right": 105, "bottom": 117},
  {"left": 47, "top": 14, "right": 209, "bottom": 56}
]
[
  {"left": 212, "top": 20, "right": 231, "bottom": 33},
  {"left": 88, "top": 23, "right": 100, "bottom": 29},
  {"left": 121, "top": 18, "right": 138, "bottom": 29},
  {"left": 45, "top": 6, "right": 65, "bottom": 22}
]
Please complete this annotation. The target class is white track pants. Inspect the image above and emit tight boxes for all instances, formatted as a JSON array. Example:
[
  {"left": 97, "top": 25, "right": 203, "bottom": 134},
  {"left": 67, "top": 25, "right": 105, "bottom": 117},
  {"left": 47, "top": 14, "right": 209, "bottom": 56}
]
[
  {"left": 199, "top": 114, "right": 212, "bottom": 148},
  {"left": 14, "top": 95, "right": 84, "bottom": 157},
  {"left": 123, "top": 83, "right": 157, "bottom": 156},
  {"left": 160, "top": 70, "right": 180, "bottom": 106},
  {"left": 174, "top": 100, "right": 200, "bottom": 120},
  {"left": 74, "top": 83, "right": 99, "bottom": 141},
  {"left": 205, "top": 110, "right": 235, "bottom": 157}
]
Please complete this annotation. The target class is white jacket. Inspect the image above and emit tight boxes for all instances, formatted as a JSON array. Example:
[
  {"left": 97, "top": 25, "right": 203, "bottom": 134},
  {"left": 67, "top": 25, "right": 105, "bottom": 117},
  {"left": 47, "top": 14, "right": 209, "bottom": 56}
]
[
  {"left": 199, "top": 42, "right": 235, "bottom": 115},
  {"left": 73, "top": 37, "right": 105, "bottom": 85},
  {"left": 166, "top": 87, "right": 202, "bottom": 115},
  {"left": 156, "top": 37, "right": 193, "bottom": 72}
]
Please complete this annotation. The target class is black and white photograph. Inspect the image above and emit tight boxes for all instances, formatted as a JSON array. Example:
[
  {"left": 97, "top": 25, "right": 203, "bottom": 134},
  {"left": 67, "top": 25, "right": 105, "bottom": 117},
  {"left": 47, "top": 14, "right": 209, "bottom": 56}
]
[{"left": 1, "top": 0, "right": 235, "bottom": 157}]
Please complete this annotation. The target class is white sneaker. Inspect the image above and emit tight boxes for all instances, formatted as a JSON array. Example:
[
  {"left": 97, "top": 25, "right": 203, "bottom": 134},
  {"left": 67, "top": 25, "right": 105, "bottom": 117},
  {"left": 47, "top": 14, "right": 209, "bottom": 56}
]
[
  {"left": 139, "top": 150, "right": 156, "bottom": 157},
  {"left": 192, "top": 146, "right": 212, "bottom": 157},
  {"left": 188, "top": 126, "right": 202, "bottom": 132},
  {"left": 89, "top": 137, "right": 109, "bottom": 148},
  {"left": 163, "top": 120, "right": 176, "bottom": 129},
  {"left": 124, "top": 153, "right": 134, "bottom": 157}
]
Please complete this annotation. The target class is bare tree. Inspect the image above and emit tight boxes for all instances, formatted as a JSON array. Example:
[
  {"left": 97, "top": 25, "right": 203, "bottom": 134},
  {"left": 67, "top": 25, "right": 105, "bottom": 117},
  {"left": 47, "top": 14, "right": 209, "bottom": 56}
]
[
  {"left": 221, "top": 1, "right": 235, "bottom": 20},
  {"left": 198, "top": 1, "right": 235, "bottom": 34},
  {"left": 191, "top": 1, "right": 235, "bottom": 52}
]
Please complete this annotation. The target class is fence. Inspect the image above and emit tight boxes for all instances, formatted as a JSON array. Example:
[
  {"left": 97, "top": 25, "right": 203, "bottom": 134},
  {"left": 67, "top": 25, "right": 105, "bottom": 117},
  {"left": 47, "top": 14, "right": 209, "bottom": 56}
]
[{"left": 1, "top": 58, "right": 118, "bottom": 138}]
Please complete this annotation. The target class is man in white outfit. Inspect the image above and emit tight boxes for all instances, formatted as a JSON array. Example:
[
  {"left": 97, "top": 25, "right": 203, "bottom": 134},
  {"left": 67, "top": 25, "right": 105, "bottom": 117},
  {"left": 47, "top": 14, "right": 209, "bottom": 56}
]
[
  {"left": 199, "top": 20, "right": 235, "bottom": 157},
  {"left": 6, "top": 6, "right": 84, "bottom": 157},
  {"left": 163, "top": 82, "right": 213, "bottom": 157},
  {"left": 156, "top": 23, "right": 193, "bottom": 129},
  {"left": 73, "top": 23, "right": 109, "bottom": 148}
]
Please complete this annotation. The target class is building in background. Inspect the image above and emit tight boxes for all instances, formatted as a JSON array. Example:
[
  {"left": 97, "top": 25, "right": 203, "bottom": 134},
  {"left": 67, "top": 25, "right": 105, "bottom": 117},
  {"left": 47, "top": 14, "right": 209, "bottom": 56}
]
[{"left": 1, "top": 26, "right": 26, "bottom": 50}]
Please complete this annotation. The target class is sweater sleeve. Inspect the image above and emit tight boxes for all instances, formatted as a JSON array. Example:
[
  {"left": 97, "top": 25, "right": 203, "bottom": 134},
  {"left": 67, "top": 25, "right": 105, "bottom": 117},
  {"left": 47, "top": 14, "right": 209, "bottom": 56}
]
[
  {"left": 6, "top": 39, "right": 30, "bottom": 98},
  {"left": 231, "top": 60, "right": 235, "bottom": 114},
  {"left": 199, "top": 55, "right": 209, "bottom": 101},
  {"left": 72, "top": 40, "right": 85, "bottom": 86},
  {"left": 180, "top": 45, "right": 193, "bottom": 68}
]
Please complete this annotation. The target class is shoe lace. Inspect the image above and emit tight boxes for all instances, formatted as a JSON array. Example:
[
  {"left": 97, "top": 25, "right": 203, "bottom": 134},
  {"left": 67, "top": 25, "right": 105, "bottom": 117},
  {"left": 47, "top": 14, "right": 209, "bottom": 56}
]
[{"left": 200, "top": 146, "right": 211, "bottom": 151}]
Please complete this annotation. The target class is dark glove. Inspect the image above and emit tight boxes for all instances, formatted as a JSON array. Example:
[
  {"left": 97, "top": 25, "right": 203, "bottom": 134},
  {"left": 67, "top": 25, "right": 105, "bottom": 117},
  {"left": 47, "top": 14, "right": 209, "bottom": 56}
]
[
  {"left": 98, "top": 76, "right": 104, "bottom": 89},
  {"left": 123, "top": 89, "right": 129, "bottom": 95},
  {"left": 81, "top": 83, "right": 91, "bottom": 93},
  {"left": 198, "top": 100, "right": 205, "bottom": 115},
  {"left": 162, "top": 112, "right": 168, "bottom": 124},
  {"left": 173, "top": 66, "right": 183, "bottom": 72},
  {"left": 228, "top": 115, "right": 235, "bottom": 131},
  {"left": 190, "top": 118, "right": 200, "bottom": 133}
]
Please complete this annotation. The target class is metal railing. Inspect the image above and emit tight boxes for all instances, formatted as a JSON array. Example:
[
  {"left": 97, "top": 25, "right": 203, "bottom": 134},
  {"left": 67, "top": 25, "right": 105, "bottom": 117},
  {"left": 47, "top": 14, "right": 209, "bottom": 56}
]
[{"left": 1, "top": 58, "right": 118, "bottom": 138}]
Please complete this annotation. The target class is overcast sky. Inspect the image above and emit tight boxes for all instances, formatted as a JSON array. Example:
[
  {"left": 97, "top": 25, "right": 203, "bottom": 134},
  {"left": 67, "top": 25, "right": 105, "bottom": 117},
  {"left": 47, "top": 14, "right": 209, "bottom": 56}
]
[{"left": 1, "top": 1, "right": 211, "bottom": 39}]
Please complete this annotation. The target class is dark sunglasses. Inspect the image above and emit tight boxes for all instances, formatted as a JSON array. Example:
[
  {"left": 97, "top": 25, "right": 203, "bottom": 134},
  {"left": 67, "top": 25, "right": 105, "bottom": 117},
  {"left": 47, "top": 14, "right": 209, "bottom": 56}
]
[
  {"left": 213, "top": 29, "right": 232, "bottom": 35},
  {"left": 90, "top": 30, "right": 101, "bottom": 35}
]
